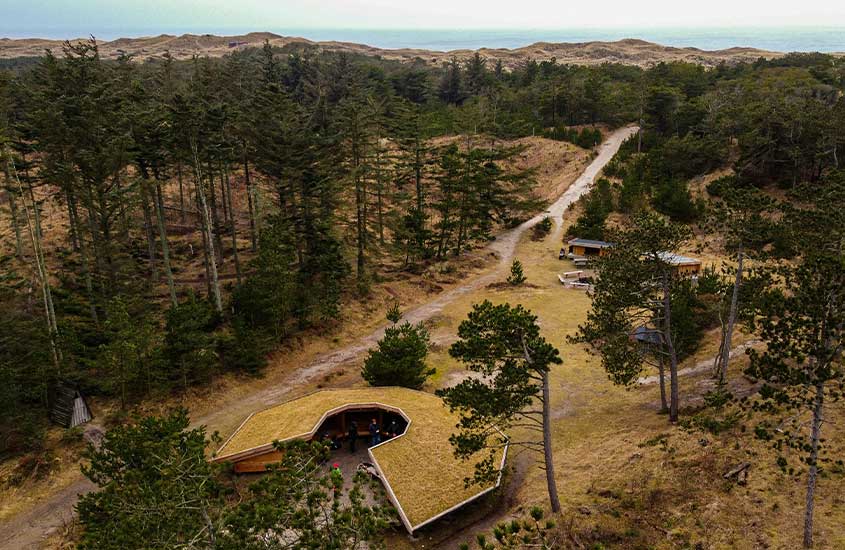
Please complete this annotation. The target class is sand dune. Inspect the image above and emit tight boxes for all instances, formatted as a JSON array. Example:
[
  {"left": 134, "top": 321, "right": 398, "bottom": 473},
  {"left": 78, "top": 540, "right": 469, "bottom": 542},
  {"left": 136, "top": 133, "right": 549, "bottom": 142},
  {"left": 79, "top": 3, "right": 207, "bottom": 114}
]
[{"left": 0, "top": 32, "right": 788, "bottom": 67}]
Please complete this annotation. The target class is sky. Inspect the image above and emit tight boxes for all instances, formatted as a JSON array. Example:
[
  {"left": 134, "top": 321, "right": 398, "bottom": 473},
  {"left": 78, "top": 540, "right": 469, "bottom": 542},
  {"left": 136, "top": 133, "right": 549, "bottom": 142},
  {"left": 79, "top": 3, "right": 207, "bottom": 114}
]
[{"left": 3, "top": 0, "right": 845, "bottom": 38}]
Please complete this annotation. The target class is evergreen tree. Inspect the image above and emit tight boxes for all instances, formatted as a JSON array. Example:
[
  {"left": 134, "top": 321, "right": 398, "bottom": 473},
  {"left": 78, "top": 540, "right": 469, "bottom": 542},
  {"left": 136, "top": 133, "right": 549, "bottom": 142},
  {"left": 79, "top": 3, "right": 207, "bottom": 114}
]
[
  {"left": 362, "top": 306, "right": 433, "bottom": 389},
  {"left": 439, "top": 57, "right": 466, "bottom": 105},
  {"left": 745, "top": 179, "right": 845, "bottom": 548},
  {"left": 164, "top": 294, "right": 220, "bottom": 391},
  {"left": 507, "top": 259, "right": 526, "bottom": 285},
  {"left": 220, "top": 440, "right": 390, "bottom": 549},
  {"left": 438, "top": 301, "right": 563, "bottom": 513},
  {"left": 574, "top": 213, "right": 693, "bottom": 422},
  {"left": 76, "top": 409, "right": 224, "bottom": 550}
]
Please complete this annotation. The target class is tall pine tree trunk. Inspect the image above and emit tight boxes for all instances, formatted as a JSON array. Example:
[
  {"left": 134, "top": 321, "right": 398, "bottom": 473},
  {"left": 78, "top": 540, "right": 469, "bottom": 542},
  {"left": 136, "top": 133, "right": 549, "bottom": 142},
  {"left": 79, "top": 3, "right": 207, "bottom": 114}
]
[
  {"left": 542, "top": 369, "right": 561, "bottom": 513},
  {"left": 153, "top": 182, "right": 178, "bottom": 306},
  {"left": 218, "top": 164, "right": 230, "bottom": 228},
  {"left": 7, "top": 150, "right": 60, "bottom": 367},
  {"left": 2, "top": 162, "right": 24, "bottom": 258},
  {"left": 140, "top": 181, "right": 159, "bottom": 282},
  {"left": 356, "top": 171, "right": 365, "bottom": 279},
  {"left": 197, "top": 185, "right": 213, "bottom": 299},
  {"left": 375, "top": 140, "right": 385, "bottom": 245},
  {"left": 803, "top": 381, "right": 825, "bottom": 548},
  {"left": 717, "top": 246, "right": 744, "bottom": 382},
  {"left": 193, "top": 150, "right": 222, "bottom": 312},
  {"left": 658, "top": 355, "right": 668, "bottom": 413},
  {"left": 65, "top": 188, "right": 81, "bottom": 253},
  {"left": 207, "top": 163, "right": 224, "bottom": 266},
  {"left": 223, "top": 163, "right": 242, "bottom": 285},
  {"left": 662, "top": 271, "right": 680, "bottom": 423},
  {"left": 243, "top": 144, "right": 257, "bottom": 252},
  {"left": 414, "top": 136, "right": 426, "bottom": 255},
  {"left": 177, "top": 159, "right": 186, "bottom": 224}
]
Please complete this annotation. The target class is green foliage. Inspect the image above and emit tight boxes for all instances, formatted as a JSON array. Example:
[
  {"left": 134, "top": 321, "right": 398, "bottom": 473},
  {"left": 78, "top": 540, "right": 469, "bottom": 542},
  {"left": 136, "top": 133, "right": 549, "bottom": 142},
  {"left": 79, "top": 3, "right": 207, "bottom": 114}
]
[
  {"left": 531, "top": 216, "right": 553, "bottom": 240},
  {"left": 76, "top": 409, "right": 224, "bottom": 550},
  {"left": 385, "top": 302, "right": 402, "bottom": 324},
  {"left": 507, "top": 259, "right": 526, "bottom": 285},
  {"left": 574, "top": 213, "right": 695, "bottom": 421},
  {"left": 438, "top": 300, "right": 561, "bottom": 486},
  {"left": 569, "top": 178, "right": 614, "bottom": 240},
  {"left": 430, "top": 143, "right": 540, "bottom": 258},
  {"left": 741, "top": 180, "right": 845, "bottom": 545},
  {"left": 221, "top": 439, "right": 391, "bottom": 549},
  {"left": 0, "top": 286, "right": 52, "bottom": 456},
  {"left": 544, "top": 126, "right": 602, "bottom": 148},
  {"left": 217, "top": 323, "right": 267, "bottom": 376},
  {"left": 362, "top": 308, "right": 433, "bottom": 389},
  {"left": 164, "top": 294, "right": 221, "bottom": 389},
  {"left": 575, "top": 213, "right": 693, "bottom": 386},
  {"left": 682, "top": 410, "right": 741, "bottom": 436},
  {"left": 745, "top": 252, "right": 845, "bottom": 457},
  {"left": 460, "top": 507, "right": 558, "bottom": 549},
  {"left": 231, "top": 214, "right": 297, "bottom": 340},
  {"left": 97, "top": 297, "right": 160, "bottom": 408},
  {"left": 652, "top": 178, "right": 701, "bottom": 222},
  {"left": 77, "top": 409, "right": 390, "bottom": 550},
  {"left": 669, "top": 280, "right": 708, "bottom": 361},
  {"left": 439, "top": 57, "right": 466, "bottom": 105}
]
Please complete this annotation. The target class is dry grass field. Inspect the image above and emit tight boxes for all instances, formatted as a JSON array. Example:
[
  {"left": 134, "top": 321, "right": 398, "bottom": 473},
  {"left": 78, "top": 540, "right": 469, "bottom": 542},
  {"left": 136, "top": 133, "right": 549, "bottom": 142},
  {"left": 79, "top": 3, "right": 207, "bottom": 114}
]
[{"left": 391, "top": 206, "right": 845, "bottom": 549}]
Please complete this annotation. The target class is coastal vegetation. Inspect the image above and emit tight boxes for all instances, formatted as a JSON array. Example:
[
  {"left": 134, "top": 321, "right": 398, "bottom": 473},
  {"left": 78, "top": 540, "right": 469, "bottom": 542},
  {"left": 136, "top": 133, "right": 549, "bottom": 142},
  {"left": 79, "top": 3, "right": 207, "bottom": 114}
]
[{"left": 0, "top": 37, "right": 843, "bottom": 548}]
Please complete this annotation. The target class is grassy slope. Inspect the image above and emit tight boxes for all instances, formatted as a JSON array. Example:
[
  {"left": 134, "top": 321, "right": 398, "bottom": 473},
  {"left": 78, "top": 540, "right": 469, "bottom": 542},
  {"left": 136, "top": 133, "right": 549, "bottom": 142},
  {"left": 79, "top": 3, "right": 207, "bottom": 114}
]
[{"left": 395, "top": 200, "right": 845, "bottom": 549}]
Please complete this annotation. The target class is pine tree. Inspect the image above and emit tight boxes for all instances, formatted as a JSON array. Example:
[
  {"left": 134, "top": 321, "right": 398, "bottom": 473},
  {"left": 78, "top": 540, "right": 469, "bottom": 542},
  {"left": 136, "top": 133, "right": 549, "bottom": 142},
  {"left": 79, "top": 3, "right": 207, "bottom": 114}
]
[
  {"left": 745, "top": 179, "right": 845, "bottom": 549},
  {"left": 507, "top": 259, "right": 526, "bottom": 285},
  {"left": 574, "top": 213, "right": 692, "bottom": 422},
  {"left": 77, "top": 409, "right": 224, "bottom": 550},
  {"left": 362, "top": 306, "right": 433, "bottom": 389},
  {"left": 438, "top": 300, "right": 563, "bottom": 513}
]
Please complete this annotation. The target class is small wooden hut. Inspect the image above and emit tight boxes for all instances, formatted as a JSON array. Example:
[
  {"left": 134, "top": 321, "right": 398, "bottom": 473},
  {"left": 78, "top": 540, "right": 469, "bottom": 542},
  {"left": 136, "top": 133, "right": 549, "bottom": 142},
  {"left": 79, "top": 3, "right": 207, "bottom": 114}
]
[
  {"left": 567, "top": 238, "right": 613, "bottom": 257},
  {"left": 50, "top": 383, "right": 92, "bottom": 428}
]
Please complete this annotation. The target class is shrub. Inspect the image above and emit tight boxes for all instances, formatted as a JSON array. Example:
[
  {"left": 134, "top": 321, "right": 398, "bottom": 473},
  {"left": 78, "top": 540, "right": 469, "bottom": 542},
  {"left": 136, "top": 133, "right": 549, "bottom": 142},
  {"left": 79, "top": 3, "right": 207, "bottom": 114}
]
[
  {"left": 531, "top": 217, "right": 553, "bottom": 240},
  {"left": 362, "top": 309, "right": 433, "bottom": 389}
]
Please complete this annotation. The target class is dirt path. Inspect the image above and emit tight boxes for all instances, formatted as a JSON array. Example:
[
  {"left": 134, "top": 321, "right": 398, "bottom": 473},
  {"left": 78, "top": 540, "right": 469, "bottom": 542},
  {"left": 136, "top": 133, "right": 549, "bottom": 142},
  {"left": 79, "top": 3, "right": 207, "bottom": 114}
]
[
  {"left": 637, "top": 340, "right": 761, "bottom": 385},
  {"left": 0, "top": 126, "right": 636, "bottom": 550}
]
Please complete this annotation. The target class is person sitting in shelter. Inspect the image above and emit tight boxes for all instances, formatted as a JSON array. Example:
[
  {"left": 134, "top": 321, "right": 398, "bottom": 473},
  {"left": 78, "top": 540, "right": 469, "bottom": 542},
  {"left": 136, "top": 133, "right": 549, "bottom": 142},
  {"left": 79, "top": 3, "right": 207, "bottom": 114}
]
[
  {"left": 348, "top": 421, "right": 358, "bottom": 453},
  {"left": 368, "top": 418, "right": 381, "bottom": 446},
  {"left": 385, "top": 418, "right": 400, "bottom": 439}
]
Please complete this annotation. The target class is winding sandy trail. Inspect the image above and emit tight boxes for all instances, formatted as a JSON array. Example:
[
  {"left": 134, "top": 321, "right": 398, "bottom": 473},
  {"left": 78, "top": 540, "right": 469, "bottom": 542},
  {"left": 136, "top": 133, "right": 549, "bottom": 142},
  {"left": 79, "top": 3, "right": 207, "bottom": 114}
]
[
  {"left": 252, "top": 125, "right": 638, "bottom": 399},
  {"left": 0, "top": 126, "right": 636, "bottom": 550},
  {"left": 637, "top": 339, "right": 761, "bottom": 385}
]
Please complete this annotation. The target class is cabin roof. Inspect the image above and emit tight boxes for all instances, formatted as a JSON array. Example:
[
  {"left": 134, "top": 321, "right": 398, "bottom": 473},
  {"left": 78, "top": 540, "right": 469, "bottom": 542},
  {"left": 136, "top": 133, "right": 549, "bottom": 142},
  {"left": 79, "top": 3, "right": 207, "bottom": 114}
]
[
  {"left": 632, "top": 325, "right": 663, "bottom": 345},
  {"left": 656, "top": 252, "right": 701, "bottom": 266},
  {"left": 213, "top": 387, "right": 507, "bottom": 532},
  {"left": 567, "top": 238, "right": 613, "bottom": 248}
]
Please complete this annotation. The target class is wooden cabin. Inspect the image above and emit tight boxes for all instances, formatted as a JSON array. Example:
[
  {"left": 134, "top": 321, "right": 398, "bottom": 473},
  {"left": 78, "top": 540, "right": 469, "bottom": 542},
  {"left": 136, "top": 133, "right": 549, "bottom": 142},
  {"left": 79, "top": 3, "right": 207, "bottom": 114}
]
[
  {"left": 567, "top": 238, "right": 613, "bottom": 257},
  {"left": 657, "top": 252, "right": 702, "bottom": 276}
]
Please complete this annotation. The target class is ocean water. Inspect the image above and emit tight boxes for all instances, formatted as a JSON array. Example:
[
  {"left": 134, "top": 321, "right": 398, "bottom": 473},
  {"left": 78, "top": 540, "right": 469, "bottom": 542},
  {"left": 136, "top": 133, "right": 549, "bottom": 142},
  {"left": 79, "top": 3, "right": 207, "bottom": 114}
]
[
  {"left": 278, "top": 27, "right": 845, "bottom": 53},
  {"left": 4, "top": 27, "right": 845, "bottom": 53}
]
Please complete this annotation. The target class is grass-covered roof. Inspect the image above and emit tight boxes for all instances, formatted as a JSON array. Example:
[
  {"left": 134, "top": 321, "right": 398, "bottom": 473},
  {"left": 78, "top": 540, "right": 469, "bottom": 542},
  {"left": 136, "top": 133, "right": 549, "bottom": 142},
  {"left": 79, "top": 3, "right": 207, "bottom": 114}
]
[{"left": 214, "top": 387, "right": 507, "bottom": 531}]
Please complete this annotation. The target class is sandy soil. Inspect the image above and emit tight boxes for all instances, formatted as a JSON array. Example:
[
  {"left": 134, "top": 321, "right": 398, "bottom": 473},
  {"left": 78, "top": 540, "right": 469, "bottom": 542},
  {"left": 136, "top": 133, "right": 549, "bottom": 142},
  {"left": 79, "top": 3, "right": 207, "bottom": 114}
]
[{"left": 0, "top": 33, "right": 789, "bottom": 68}]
